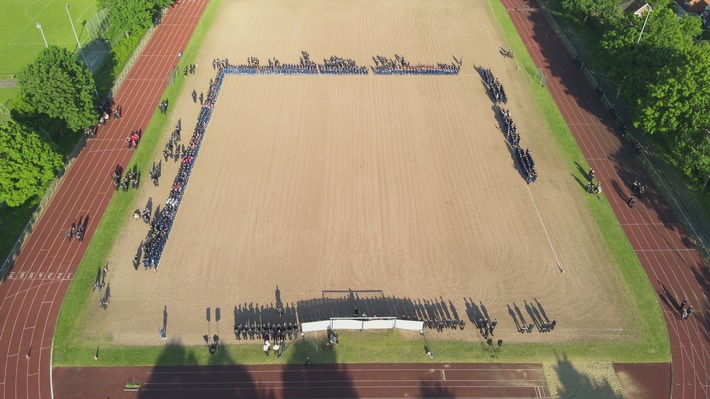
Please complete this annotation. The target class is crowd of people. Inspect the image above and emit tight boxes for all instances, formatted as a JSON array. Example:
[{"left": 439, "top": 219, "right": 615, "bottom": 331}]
[
  {"left": 497, "top": 107, "right": 521, "bottom": 147},
  {"left": 183, "top": 63, "right": 198, "bottom": 77},
  {"left": 319, "top": 54, "right": 368, "bottom": 75},
  {"left": 217, "top": 52, "right": 460, "bottom": 75},
  {"left": 234, "top": 322, "right": 300, "bottom": 343},
  {"left": 225, "top": 54, "right": 320, "bottom": 75},
  {"left": 163, "top": 120, "right": 184, "bottom": 163},
  {"left": 586, "top": 168, "right": 602, "bottom": 197},
  {"left": 478, "top": 66, "right": 508, "bottom": 103},
  {"left": 126, "top": 130, "right": 141, "bottom": 150},
  {"left": 64, "top": 215, "right": 88, "bottom": 242},
  {"left": 149, "top": 161, "right": 161, "bottom": 187},
  {"left": 425, "top": 318, "right": 466, "bottom": 332},
  {"left": 158, "top": 99, "right": 170, "bottom": 114},
  {"left": 372, "top": 54, "right": 460, "bottom": 75},
  {"left": 481, "top": 67, "right": 537, "bottom": 183},
  {"left": 515, "top": 147, "right": 537, "bottom": 184},
  {"left": 140, "top": 70, "right": 226, "bottom": 271},
  {"left": 112, "top": 164, "right": 138, "bottom": 192}
]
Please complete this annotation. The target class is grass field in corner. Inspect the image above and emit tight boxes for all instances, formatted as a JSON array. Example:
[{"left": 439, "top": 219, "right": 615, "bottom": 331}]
[{"left": 0, "top": 0, "right": 97, "bottom": 75}]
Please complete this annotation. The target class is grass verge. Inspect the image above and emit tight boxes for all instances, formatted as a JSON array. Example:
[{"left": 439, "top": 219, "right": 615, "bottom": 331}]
[
  {"left": 488, "top": 0, "right": 668, "bottom": 362},
  {"left": 54, "top": 0, "right": 668, "bottom": 367},
  {"left": 52, "top": 0, "right": 223, "bottom": 366}
]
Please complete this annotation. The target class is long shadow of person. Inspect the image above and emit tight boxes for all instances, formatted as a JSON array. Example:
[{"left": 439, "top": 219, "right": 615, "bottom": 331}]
[
  {"left": 524, "top": 300, "right": 540, "bottom": 332},
  {"left": 534, "top": 298, "right": 550, "bottom": 323},
  {"left": 507, "top": 304, "right": 520, "bottom": 332}
]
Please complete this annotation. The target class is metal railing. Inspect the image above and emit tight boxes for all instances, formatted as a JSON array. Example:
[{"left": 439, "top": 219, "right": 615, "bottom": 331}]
[{"left": 533, "top": 0, "right": 710, "bottom": 263}]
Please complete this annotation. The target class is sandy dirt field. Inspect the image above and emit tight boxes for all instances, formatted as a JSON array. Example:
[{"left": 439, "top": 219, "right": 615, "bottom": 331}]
[{"left": 90, "top": 0, "right": 640, "bottom": 348}]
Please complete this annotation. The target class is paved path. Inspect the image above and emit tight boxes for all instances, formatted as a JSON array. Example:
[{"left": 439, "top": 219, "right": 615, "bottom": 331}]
[
  {"left": 501, "top": 1, "right": 709, "bottom": 398},
  {"left": 54, "top": 363, "right": 551, "bottom": 398},
  {"left": 0, "top": 1, "right": 208, "bottom": 398}
]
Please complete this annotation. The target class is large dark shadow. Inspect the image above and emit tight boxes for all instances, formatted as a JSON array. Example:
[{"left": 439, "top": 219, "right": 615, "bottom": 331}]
[
  {"left": 136, "top": 343, "right": 274, "bottom": 398},
  {"left": 553, "top": 352, "right": 623, "bottom": 398}
]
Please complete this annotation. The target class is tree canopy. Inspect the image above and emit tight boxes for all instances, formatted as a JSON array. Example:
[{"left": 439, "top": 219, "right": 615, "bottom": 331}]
[
  {"left": 0, "top": 121, "right": 63, "bottom": 207},
  {"left": 590, "top": 3, "right": 710, "bottom": 186},
  {"left": 561, "top": 0, "right": 621, "bottom": 25},
  {"left": 100, "top": 0, "right": 174, "bottom": 35},
  {"left": 16, "top": 46, "right": 97, "bottom": 132}
]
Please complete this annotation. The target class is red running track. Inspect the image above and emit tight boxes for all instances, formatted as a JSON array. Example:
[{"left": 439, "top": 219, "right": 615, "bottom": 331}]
[
  {"left": 501, "top": 1, "right": 710, "bottom": 398},
  {"left": 53, "top": 363, "right": 551, "bottom": 398},
  {"left": 0, "top": 1, "right": 208, "bottom": 398}
]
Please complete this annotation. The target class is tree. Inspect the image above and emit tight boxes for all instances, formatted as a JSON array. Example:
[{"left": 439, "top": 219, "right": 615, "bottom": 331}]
[
  {"left": 635, "top": 44, "right": 710, "bottom": 136},
  {"left": 16, "top": 46, "right": 97, "bottom": 132},
  {"left": 100, "top": 0, "right": 172, "bottom": 36},
  {"left": 677, "top": 129, "right": 710, "bottom": 189},
  {"left": 101, "top": 0, "right": 152, "bottom": 35},
  {"left": 561, "top": 0, "right": 621, "bottom": 25},
  {"left": 0, "top": 121, "right": 63, "bottom": 207}
]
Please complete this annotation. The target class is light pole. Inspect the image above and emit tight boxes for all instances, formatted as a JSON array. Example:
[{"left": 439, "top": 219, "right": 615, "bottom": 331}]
[
  {"left": 36, "top": 22, "right": 48, "bottom": 48},
  {"left": 65, "top": 4, "right": 99, "bottom": 98},
  {"left": 635, "top": 5, "right": 653, "bottom": 49}
]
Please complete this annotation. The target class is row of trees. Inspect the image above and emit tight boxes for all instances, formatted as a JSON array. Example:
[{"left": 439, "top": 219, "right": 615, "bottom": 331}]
[
  {"left": 100, "top": 0, "right": 173, "bottom": 36},
  {"left": 1, "top": 46, "right": 96, "bottom": 207},
  {"left": 1, "top": 0, "right": 175, "bottom": 208},
  {"left": 562, "top": 0, "right": 710, "bottom": 187}
]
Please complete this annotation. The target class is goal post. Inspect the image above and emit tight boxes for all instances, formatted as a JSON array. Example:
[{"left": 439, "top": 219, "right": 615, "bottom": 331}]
[{"left": 537, "top": 67, "right": 546, "bottom": 87}]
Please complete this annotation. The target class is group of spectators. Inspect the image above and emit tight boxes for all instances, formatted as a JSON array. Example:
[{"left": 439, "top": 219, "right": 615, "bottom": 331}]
[
  {"left": 64, "top": 215, "right": 88, "bottom": 242},
  {"left": 113, "top": 165, "right": 138, "bottom": 192},
  {"left": 480, "top": 66, "right": 536, "bottom": 184},
  {"left": 372, "top": 54, "right": 460, "bottom": 75},
  {"left": 163, "top": 120, "right": 184, "bottom": 163},
  {"left": 183, "top": 63, "right": 198, "bottom": 77},
  {"left": 126, "top": 130, "right": 141, "bottom": 150},
  {"left": 140, "top": 69, "right": 226, "bottom": 271}
]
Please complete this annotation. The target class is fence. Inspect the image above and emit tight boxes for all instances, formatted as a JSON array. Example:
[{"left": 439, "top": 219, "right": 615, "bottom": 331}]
[
  {"left": 533, "top": 0, "right": 710, "bottom": 262},
  {"left": 85, "top": 9, "right": 110, "bottom": 42}
]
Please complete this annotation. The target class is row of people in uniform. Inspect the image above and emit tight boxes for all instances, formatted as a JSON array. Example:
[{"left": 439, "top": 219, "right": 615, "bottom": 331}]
[{"left": 139, "top": 70, "right": 226, "bottom": 271}]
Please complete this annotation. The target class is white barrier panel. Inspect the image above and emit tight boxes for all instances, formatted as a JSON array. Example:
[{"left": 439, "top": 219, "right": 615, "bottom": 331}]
[
  {"left": 301, "top": 320, "right": 331, "bottom": 333},
  {"left": 363, "top": 319, "right": 396, "bottom": 330},
  {"left": 332, "top": 319, "right": 363, "bottom": 330},
  {"left": 301, "top": 318, "right": 422, "bottom": 332},
  {"left": 394, "top": 319, "right": 424, "bottom": 331}
]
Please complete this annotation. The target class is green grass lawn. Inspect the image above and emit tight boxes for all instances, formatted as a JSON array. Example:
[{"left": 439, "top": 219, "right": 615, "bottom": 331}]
[
  {"left": 54, "top": 0, "right": 669, "bottom": 367},
  {"left": 0, "top": 0, "right": 97, "bottom": 76}
]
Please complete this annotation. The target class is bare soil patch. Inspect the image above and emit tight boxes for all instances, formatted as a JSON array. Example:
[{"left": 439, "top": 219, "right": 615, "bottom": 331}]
[{"left": 89, "top": 0, "right": 639, "bottom": 349}]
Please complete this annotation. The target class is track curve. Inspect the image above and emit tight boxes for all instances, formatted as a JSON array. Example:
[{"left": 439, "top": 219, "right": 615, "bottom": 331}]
[{"left": 0, "top": 1, "right": 208, "bottom": 398}]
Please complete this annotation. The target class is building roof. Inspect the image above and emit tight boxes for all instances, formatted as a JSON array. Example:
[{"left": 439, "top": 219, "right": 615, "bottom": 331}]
[{"left": 620, "top": 0, "right": 650, "bottom": 13}]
